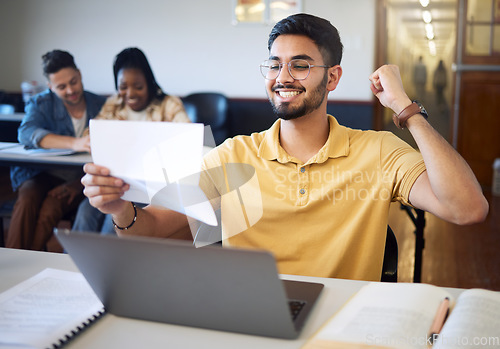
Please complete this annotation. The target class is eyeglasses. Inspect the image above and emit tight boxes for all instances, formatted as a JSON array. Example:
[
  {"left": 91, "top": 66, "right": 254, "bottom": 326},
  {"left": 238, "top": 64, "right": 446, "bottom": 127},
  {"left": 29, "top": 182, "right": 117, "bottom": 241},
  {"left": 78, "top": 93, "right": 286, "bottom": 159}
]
[{"left": 260, "top": 59, "right": 332, "bottom": 80}]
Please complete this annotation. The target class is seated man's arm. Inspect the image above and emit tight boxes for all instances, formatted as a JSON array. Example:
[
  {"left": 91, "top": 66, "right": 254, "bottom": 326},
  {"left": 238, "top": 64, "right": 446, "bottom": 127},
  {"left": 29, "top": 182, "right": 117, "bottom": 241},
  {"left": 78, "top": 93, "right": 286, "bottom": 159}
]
[
  {"left": 39, "top": 133, "right": 91, "bottom": 152},
  {"left": 370, "top": 65, "right": 488, "bottom": 225},
  {"left": 20, "top": 97, "right": 91, "bottom": 152}
]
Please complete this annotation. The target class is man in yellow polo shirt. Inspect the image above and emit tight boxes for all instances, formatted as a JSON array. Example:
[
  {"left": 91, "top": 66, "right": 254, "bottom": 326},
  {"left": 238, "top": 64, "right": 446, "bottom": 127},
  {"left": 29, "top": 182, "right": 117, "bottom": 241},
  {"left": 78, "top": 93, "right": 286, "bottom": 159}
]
[{"left": 81, "top": 14, "right": 488, "bottom": 281}]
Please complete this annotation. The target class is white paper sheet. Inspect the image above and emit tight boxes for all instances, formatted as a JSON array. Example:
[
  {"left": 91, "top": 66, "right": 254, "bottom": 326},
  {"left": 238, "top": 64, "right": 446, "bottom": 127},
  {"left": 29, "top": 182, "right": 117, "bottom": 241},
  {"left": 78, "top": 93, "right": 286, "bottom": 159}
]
[
  {"left": 89, "top": 120, "right": 216, "bottom": 226},
  {"left": 0, "top": 268, "right": 104, "bottom": 349}
]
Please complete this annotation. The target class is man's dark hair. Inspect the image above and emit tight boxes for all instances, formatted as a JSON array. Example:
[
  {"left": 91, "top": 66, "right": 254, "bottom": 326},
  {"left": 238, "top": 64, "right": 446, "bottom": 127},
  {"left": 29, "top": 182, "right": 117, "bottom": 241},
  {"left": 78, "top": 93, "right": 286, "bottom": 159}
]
[
  {"left": 42, "top": 50, "right": 78, "bottom": 78},
  {"left": 268, "top": 13, "right": 343, "bottom": 66},
  {"left": 113, "top": 47, "right": 166, "bottom": 104}
]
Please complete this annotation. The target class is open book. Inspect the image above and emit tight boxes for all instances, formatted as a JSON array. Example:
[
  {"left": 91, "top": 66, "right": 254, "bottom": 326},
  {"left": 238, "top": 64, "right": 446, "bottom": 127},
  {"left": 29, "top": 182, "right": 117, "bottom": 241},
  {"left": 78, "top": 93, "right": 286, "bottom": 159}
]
[
  {"left": 0, "top": 268, "right": 105, "bottom": 348},
  {"left": 303, "top": 282, "right": 500, "bottom": 349}
]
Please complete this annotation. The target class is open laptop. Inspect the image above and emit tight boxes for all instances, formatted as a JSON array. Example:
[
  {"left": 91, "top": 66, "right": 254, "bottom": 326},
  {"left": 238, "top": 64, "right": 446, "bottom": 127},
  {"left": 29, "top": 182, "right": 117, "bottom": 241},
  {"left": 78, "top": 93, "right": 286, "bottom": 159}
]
[{"left": 55, "top": 229, "right": 323, "bottom": 339}]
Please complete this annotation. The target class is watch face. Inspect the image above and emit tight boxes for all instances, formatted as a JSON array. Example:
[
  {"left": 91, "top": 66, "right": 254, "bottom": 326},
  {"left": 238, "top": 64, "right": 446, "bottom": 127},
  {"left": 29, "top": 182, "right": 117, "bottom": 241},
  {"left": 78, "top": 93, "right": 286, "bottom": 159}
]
[{"left": 413, "top": 100, "right": 428, "bottom": 119}]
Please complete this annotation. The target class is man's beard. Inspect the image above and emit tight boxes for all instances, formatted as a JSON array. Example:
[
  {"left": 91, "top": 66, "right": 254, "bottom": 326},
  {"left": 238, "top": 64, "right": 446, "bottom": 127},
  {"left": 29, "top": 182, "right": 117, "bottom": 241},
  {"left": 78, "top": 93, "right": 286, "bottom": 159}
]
[{"left": 269, "top": 73, "right": 329, "bottom": 120}]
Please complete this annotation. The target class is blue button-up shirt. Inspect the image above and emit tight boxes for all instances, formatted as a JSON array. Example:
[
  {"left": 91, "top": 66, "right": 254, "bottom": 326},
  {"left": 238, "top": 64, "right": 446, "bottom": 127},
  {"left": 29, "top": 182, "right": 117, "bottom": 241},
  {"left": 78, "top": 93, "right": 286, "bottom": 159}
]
[{"left": 10, "top": 89, "right": 106, "bottom": 191}]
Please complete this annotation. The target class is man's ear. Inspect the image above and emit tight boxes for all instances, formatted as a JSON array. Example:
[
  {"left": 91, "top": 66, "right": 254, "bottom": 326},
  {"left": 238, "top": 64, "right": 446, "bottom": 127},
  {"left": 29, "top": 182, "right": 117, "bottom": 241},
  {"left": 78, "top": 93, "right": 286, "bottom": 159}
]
[{"left": 326, "top": 65, "right": 342, "bottom": 92}]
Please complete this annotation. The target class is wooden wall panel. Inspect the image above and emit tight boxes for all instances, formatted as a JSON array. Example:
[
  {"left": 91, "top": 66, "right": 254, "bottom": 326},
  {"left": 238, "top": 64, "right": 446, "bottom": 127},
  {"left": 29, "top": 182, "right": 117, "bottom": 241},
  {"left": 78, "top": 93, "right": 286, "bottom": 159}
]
[{"left": 457, "top": 71, "right": 500, "bottom": 188}]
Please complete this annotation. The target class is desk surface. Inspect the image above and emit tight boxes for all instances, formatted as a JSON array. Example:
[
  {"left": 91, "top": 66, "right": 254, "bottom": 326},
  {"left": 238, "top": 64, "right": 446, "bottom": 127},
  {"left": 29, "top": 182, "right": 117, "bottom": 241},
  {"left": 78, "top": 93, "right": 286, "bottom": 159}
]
[
  {"left": 0, "top": 248, "right": 464, "bottom": 349},
  {"left": 0, "top": 142, "right": 91, "bottom": 168},
  {"left": 0, "top": 113, "right": 24, "bottom": 122}
]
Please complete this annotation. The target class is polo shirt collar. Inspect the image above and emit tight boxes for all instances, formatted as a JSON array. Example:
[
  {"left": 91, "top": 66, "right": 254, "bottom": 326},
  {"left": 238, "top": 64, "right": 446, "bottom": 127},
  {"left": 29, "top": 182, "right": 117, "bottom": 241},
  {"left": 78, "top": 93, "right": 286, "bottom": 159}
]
[{"left": 258, "top": 115, "right": 350, "bottom": 164}]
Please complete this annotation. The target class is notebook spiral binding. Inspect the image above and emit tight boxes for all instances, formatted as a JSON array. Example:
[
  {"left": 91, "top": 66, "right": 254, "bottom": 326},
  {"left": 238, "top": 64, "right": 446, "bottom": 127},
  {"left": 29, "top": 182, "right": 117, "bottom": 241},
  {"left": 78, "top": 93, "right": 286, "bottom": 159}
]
[{"left": 50, "top": 308, "right": 107, "bottom": 349}]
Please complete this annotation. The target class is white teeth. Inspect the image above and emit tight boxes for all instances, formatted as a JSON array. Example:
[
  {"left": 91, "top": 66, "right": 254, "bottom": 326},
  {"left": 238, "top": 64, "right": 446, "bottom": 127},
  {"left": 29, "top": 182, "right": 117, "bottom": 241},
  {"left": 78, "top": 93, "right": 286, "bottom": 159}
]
[{"left": 278, "top": 91, "right": 301, "bottom": 98}]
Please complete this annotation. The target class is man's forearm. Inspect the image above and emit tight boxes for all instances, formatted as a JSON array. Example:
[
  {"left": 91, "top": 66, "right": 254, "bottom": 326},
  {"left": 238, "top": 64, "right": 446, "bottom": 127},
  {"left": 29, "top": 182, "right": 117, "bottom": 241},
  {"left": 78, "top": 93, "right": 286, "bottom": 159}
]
[{"left": 39, "top": 134, "right": 77, "bottom": 149}]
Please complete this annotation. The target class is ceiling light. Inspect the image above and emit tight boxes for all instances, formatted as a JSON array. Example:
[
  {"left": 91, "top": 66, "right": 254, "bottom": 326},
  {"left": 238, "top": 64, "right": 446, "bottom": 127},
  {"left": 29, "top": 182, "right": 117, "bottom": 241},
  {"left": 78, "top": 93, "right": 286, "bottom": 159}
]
[
  {"left": 428, "top": 40, "right": 436, "bottom": 56},
  {"left": 420, "top": 0, "right": 430, "bottom": 7},
  {"left": 422, "top": 10, "right": 432, "bottom": 23},
  {"left": 425, "top": 23, "right": 434, "bottom": 39}
]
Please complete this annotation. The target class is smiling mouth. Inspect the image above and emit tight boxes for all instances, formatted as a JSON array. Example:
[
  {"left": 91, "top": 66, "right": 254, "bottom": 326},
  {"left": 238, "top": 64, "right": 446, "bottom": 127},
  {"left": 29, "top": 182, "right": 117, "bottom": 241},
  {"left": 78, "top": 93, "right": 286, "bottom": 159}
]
[
  {"left": 277, "top": 91, "right": 301, "bottom": 98},
  {"left": 272, "top": 84, "right": 304, "bottom": 99}
]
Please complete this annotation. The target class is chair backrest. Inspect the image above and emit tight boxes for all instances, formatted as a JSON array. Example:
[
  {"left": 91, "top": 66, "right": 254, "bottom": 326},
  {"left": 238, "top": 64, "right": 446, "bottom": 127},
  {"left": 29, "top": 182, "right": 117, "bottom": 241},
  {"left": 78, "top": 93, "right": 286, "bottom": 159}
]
[
  {"left": 182, "top": 93, "right": 228, "bottom": 145},
  {"left": 0, "top": 104, "right": 15, "bottom": 114},
  {"left": 381, "top": 225, "right": 398, "bottom": 282}
]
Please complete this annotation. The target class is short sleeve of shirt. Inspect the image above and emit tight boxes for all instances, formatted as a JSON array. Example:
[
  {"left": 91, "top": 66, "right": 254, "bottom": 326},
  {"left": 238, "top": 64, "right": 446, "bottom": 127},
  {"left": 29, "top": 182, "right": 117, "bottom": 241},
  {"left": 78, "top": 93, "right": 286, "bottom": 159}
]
[{"left": 380, "top": 132, "right": 426, "bottom": 206}]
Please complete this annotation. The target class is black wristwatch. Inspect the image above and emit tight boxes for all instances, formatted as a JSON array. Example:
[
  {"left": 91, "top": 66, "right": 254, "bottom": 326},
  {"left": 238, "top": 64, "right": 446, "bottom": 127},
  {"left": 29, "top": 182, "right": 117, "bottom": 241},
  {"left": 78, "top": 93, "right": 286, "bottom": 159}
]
[
  {"left": 412, "top": 100, "right": 428, "bottom": 119},
  {"left": 392, "top": 100, "right": 429, "bottom": 129}
]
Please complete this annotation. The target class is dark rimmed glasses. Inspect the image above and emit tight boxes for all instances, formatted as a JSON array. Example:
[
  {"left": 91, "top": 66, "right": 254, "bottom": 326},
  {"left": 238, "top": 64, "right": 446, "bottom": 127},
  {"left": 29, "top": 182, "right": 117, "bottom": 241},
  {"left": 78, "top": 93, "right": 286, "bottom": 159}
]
[{"left": 260, "top": 59, "right": 332, "bottom": 80}]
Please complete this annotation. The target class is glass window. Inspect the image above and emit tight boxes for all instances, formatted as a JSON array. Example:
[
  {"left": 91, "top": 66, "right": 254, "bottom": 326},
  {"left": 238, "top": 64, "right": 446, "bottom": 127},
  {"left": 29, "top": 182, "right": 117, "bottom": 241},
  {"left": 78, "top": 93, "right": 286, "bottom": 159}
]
[
  {"left": 467, "top": 0, "right": 493, "bottom": 22},
  {"left": 464, "top": 0, "right": 500, "bottom": 56},
  {"left": 466, "top": 24, "right": 492, "bottom": 55}
]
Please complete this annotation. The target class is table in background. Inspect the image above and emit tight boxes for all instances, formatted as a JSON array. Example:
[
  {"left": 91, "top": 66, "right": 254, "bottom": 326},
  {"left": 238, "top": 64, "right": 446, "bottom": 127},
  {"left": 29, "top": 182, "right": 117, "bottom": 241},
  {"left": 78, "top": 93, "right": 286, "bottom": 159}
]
[
  {"left": 0, "top": 142, "right": 91, "bottom": 169},
  {"left": 0, "top": 113, "right": 24, "bottom": 123},
  {"left": 0, "top": 143, "right": 92, "bottom": 247}
]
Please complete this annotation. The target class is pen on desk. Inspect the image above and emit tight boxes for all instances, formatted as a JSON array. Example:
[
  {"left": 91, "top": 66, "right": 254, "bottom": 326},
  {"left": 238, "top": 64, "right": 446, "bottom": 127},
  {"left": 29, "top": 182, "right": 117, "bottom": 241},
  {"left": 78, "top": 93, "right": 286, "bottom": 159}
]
[{"left": 428, "top": 297, "right": 450, "bottom": 345}]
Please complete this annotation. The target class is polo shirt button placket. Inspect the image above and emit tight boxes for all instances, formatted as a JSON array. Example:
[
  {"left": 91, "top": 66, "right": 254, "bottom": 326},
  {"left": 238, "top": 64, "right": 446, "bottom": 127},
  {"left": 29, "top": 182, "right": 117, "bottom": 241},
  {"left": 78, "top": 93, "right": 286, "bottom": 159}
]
[{"left": 297, "top": 165, "right": 308, "bottom": 205}]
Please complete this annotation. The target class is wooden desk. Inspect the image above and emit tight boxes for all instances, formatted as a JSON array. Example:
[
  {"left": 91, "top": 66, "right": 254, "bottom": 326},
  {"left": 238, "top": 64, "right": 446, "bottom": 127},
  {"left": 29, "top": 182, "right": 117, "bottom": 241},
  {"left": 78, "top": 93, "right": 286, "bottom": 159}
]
[
  {"left": 0, "top": 143, "right": 91, "bottom": 169},
  {"left": 0, "top": 248, "right": 464, "bottom": 349}
]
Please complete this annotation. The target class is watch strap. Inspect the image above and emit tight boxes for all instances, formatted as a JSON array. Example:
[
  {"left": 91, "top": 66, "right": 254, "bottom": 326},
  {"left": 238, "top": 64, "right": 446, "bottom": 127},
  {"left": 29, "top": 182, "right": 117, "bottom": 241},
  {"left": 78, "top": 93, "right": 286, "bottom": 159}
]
[{"left": 392, "top": 102, "right": 422, "bottom": 129}]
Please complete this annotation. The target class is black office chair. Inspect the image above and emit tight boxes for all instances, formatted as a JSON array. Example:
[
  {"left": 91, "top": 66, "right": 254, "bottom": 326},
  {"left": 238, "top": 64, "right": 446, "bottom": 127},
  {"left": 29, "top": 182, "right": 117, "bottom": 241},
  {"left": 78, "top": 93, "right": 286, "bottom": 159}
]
[
  {"left": 381, "top": 226, "right": 398, "bottom": 282},
  {"left": 182, "top": 92, "right": 229, "bottom": 145}
]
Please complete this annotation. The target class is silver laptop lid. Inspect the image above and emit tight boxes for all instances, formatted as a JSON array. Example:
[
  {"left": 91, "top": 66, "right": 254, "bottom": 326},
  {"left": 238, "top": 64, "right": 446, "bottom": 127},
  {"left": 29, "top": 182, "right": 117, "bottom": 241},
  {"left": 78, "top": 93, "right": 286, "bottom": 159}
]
[{"left": 55, "top": 230, "right": 323, "bottom": 339}]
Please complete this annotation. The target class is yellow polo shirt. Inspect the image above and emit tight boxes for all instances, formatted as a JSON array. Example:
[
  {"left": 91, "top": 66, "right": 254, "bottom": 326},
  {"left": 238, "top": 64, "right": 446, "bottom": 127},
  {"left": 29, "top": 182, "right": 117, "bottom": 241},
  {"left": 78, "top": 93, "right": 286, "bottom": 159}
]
[{"left": 201, "top": 115, "right": 425, "bottom": 281}]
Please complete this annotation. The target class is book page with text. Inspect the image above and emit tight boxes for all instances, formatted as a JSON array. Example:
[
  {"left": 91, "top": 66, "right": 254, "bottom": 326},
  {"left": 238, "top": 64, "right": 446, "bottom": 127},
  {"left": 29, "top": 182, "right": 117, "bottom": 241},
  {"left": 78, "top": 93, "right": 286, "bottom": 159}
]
[
  {"left": 434, "top": 289, "right": 500, "bottom": 348},
  {"left": 303, "top": 283, "right": 452, "bottom": 349}
]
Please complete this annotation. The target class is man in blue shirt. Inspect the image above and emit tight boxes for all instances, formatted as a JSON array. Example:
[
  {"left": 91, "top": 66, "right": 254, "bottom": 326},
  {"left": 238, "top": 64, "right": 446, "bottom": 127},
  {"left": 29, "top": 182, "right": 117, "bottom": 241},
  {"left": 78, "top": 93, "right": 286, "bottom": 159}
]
[{"left": 7, "top": 50, "right": 106, "bottom": 250}]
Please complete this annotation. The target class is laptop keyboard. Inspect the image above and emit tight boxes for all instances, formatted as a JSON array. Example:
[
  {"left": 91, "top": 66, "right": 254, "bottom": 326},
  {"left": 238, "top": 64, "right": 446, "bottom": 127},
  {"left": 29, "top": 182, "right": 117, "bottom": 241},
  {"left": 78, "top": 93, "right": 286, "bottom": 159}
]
[{"left": 288, "top": 300, "right": 306, "bottom": 321}]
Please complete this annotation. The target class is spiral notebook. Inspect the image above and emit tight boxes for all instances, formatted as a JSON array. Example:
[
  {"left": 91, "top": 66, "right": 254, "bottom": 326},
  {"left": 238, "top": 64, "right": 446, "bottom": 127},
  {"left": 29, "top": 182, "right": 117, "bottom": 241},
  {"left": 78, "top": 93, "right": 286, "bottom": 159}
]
[{"left": 0, "top": 268, "right": 105, "bottom": 348}]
